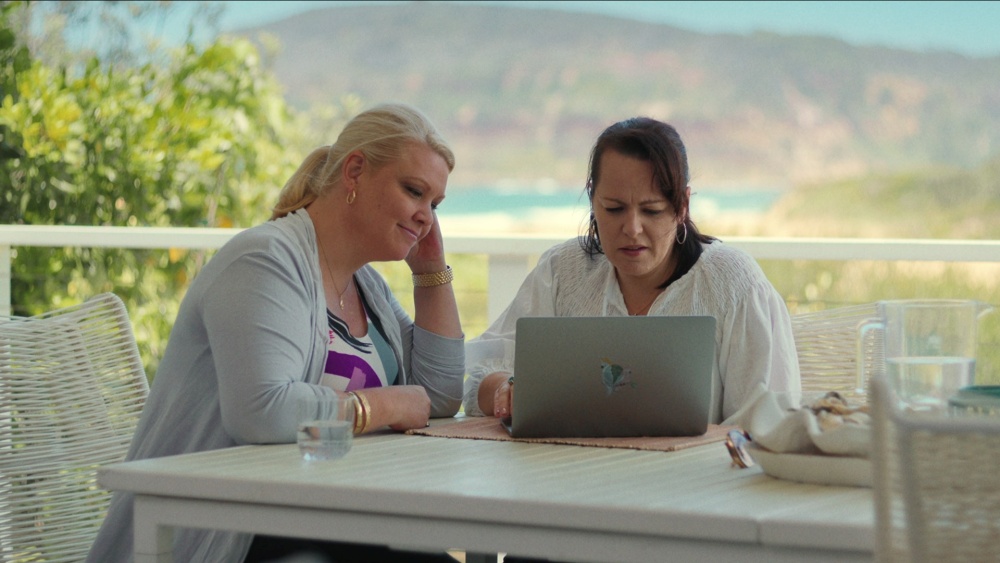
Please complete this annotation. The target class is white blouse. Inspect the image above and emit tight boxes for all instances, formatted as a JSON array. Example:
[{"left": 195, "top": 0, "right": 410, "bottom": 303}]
[{"left": 464, "top": 238, "right": 801, "bottom": 423}]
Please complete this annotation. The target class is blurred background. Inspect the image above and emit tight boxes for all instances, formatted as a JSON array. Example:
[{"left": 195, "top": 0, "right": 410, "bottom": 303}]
[{"left": 2, "top": 0, "right": 999, "bottom": 381}]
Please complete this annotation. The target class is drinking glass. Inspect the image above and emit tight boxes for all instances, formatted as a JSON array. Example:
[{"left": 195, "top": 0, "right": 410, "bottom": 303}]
[{"left": 296, "top": 394, "right": 354, "bottom": 461}]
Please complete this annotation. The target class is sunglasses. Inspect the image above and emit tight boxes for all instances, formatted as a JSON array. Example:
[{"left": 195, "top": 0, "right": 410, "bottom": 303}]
[{"left": 724, "top": 429, "right": 755, "bottom": 468}]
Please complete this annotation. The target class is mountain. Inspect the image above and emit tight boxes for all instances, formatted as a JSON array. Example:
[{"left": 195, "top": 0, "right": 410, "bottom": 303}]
[{"left": 232, "top": 2, "right": 1000, "bottom": 191}]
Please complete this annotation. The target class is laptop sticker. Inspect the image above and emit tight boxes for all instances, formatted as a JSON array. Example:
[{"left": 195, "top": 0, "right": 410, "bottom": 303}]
[{"left": 600, "top": 358, "right": 635, "bottom": 395}]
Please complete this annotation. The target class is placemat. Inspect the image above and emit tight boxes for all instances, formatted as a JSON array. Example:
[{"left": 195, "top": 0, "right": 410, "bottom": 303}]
[{"left": 407, "top": 417, "right": 735, "bottom": 452}]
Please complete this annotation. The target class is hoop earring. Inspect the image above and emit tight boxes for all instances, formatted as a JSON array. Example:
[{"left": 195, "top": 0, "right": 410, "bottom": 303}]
[
  {"left": 346, "top": 189, "right": 356, "bottom": 205},
  {"left": 676, "top": 222, "right": 688, "bottom": 245}
]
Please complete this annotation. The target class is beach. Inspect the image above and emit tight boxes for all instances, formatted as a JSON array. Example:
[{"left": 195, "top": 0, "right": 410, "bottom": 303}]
[{"left": 437, "top": 185, "right": 783, "bottom": 236}]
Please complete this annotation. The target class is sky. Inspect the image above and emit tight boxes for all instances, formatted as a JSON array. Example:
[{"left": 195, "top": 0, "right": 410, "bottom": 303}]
[{"left": 187, "top": 0, "right": 1000, "bottom": 58}]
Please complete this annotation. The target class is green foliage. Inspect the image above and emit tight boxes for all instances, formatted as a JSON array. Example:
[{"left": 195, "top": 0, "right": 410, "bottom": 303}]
[
  {"left": 744, "top": 150, "right": 1000, "bottom": 240},
  {"left": 1, "top": 39, "right": 300, "bottom": 227},
  {"left": 0, "top": 2, "right": 30, "bottom": 160},
  {"left": 0, "top": 1, "right": 344, "bottom": 378}
]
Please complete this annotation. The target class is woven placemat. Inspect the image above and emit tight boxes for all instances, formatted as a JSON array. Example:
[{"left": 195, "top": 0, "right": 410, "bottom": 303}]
[{"left": 407, "top": 417, "right": 735, "bottom": 452}]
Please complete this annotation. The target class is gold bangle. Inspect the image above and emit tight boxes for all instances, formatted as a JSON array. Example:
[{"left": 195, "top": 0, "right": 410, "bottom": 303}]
[
  {"left": 348, "top": 392, "right": 364, "bottom": 434},
  {"left": 412, "top": 266, "right": 453, "bottom": 287},
  {"left": 353, "top": 391, "right": 373, "bottom": 434}
]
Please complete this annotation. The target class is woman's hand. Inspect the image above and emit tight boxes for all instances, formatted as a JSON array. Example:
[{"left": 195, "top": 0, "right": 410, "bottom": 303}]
[
  {"left": 405, "top": 211, "right": 446, "bottom": 274},
  {"left": 405, "top": 211, "right": 463, "bottom": 338},
  {"left": 358, "top": 386, "right": 432, "bottom": 432},
  {"left": 478, "top": 371, "right": 514, "bottom": 419}
]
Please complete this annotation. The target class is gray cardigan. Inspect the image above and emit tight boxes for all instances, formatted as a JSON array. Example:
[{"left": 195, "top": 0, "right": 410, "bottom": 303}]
[{"left": 87, "top": 208, "right": 464, "bottom": 563}]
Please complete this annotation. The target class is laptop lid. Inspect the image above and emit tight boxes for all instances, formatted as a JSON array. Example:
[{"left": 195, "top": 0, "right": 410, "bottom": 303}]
[{"left": 508, "top": 316, "right": 716, "bottom": 438}]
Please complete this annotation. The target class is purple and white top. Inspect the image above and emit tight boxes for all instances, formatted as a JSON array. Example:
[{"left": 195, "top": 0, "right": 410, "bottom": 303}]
[{"left": 319, "top": 298, "right": 399, "bottom": 392}]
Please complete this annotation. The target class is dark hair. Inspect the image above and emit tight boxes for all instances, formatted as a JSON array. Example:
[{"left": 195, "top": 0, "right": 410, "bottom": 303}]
[{"left": 580, "top": 117, "right": 715, "bottom": 287}]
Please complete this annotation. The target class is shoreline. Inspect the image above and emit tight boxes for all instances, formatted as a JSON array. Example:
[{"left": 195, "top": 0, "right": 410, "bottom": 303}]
[{"left": 438, "top": 207, "right": 770, "bottom": 237}]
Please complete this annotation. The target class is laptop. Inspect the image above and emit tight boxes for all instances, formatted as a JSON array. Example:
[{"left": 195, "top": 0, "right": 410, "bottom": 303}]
[{"left": 503, "top": 316, "right": 716, "bottom": 438}]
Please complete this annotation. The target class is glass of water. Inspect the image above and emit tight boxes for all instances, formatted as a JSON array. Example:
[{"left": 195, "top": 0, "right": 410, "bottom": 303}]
[{"left": 297, "top": 394, "right": 355, "bottom": 461}]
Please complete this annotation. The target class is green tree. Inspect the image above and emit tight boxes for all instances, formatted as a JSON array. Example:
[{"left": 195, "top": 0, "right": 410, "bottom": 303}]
[{"left": 0, "top": 1, "right": 357, "bottom": 378}]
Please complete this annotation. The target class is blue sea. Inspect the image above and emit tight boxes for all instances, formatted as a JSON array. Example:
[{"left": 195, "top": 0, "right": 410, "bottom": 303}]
[{"left": 437, "top": 185, "right": 782, "bottom": 231}]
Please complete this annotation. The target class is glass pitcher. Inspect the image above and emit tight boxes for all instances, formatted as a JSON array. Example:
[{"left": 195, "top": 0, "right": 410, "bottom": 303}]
[{"left": 858, "top": 299, "right": 994, "bottom": 411}]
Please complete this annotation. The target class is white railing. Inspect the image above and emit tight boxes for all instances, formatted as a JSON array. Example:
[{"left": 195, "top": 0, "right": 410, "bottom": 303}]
[{"left": 3, "top": 225, "right": 1000, "bottom": 319}]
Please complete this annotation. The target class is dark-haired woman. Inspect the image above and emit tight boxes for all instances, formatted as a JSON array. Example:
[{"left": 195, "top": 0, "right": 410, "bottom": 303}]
[{"left": 464, "top": 116, "right": 800, "bottom": 425}]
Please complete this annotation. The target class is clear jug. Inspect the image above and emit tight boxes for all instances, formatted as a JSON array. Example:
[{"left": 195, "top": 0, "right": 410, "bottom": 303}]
[{"left": 859, "top": 299, "right": 994, "bottom": 411}]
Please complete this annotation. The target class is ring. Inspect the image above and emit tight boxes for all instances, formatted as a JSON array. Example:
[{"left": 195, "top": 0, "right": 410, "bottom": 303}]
[{"left": 725, "top": 430, "right": 754, "bottom": 469}]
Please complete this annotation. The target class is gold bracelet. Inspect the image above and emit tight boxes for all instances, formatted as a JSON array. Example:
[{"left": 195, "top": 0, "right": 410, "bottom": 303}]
[
  {"left": 353, "top": 391, "right": 373, "bottom": 434},
  {"left": 348, "top": 392, "right": 364, "bottom": 434},
  {"left": 412, "top": 266, "right": 453, "bottom": 287}
]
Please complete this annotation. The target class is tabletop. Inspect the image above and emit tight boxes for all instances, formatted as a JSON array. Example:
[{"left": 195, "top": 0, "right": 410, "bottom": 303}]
[{"left": 98, "top": 428, "right": 874, "bottom": 562}]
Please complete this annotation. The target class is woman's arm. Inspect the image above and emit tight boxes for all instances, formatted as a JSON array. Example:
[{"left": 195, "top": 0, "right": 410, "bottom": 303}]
[
  {"left": 203, "top": 239, "right": 325, "bottom": 444},
  {"left": 718, "top": 282, "right": 801, "bottom": 422},
  {"left": 387, "top": 212, "right": 466, "bottom": 417},
  {"left": 464, "top": 244, "right": 562, "bottom": 416},
  {"left": 476, "top": 371, "right": 514, "bottom": 418},
  {"left": 351, "top": 385, "right": 434, "bottom": 432},
  {"left": 407, "top": 212, "right": 463, "bottom": 338}
]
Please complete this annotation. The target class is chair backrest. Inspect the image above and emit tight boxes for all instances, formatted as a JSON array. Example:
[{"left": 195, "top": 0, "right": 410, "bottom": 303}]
[
  {"left": 871, "top": 375, "right": 1000, "bottom": 563},
  {"left": 0, "top": 293, "right": 149, "bottom": 563},
  {"left": 791, "top": 302, "right": 884, "bottom": 404}
]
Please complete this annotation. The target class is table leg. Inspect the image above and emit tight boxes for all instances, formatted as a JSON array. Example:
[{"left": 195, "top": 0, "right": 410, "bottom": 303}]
[{"left": 133, "top": 495, "right": 174, "bottom": 563}]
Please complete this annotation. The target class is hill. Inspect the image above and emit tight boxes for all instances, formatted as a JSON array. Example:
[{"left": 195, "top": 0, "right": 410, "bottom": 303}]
[{"left": 232, "top": 2, "right": 1000, "bottom": 191}]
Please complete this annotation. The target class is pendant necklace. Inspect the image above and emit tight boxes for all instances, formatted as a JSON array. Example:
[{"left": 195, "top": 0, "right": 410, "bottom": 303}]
[
  {"left": 317, "top": 237, "right": 351, "bottom": 310},
  {"left": 628, "top": 291, "right": 661, "bottom": 316}
]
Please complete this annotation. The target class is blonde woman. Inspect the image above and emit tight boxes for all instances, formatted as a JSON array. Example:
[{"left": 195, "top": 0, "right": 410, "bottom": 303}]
[{"left": 89, "top": 104, "right": 464, "bottom": 563}]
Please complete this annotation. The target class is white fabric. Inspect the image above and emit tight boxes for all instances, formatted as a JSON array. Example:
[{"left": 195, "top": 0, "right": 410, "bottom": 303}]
[
  {"left": 464, "top": 238, "right": 801, "bottom": 423},
  {"left": 732, "top": 387, "right": 871, "bottom": 457}
]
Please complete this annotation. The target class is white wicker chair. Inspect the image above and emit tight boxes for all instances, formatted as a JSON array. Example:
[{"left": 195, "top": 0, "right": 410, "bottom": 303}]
[
  {"left": 791, "top": 302, "right": 884, "bottom": 404},
  {"left": 871, "top": 375, "right": 1000, "bottom": 563},
  {"left": 0, "top": 293, "right": 149, "bottom": 563}
]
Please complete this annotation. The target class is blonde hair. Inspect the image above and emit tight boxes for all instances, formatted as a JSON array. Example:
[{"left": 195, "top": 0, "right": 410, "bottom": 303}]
[{"left": 271, "top": 103, "right": 456, "bottom": 220}]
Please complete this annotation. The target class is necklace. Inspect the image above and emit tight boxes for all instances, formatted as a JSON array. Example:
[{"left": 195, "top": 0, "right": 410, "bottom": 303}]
[
  {"left": 317, "top": 237, "right": 351, "bottom": 310},
  {"left": 628, "top": 291, "right": 661, "bottom": 316}
]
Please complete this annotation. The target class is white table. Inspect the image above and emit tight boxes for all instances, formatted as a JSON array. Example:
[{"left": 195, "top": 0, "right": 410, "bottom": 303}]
[{"left": 97, "top": 430, "right": 874, "bottom": 563}]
